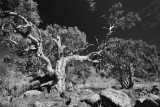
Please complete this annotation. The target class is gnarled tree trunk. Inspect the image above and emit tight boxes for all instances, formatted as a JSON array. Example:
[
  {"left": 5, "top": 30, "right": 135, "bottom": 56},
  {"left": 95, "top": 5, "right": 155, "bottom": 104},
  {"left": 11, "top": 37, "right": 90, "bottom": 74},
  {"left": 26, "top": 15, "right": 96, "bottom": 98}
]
[
  {"left": 120, "top": 63, "right": 134, "bottom": 89},
  {"left": 55, "top": 55, "right": 97, "bottom": 93},
  {"left": 0, "top": 11, "right": 101, "bottom": 96}
]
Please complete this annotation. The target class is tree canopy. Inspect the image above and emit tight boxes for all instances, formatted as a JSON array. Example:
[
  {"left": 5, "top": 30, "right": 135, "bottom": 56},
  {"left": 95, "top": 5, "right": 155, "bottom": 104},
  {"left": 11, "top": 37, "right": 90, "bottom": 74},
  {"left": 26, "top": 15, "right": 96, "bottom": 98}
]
[
  {"left": 98, "top": 37, "right": 159, "bottom": 88},
  {"left": 102, "top": 2, "right": 141, "bottom": 35}
]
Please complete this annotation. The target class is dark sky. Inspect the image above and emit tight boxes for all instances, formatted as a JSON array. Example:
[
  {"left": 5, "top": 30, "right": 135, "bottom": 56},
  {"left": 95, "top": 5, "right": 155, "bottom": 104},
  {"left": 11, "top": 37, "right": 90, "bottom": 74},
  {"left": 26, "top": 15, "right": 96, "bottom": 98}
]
[{"left": 0, "top": 0, "right": 160, "bottom": 59}]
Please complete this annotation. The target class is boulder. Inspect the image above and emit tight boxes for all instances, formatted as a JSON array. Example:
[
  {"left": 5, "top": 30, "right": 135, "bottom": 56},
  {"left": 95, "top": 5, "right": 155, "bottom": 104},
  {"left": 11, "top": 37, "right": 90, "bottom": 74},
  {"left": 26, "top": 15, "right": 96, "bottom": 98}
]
[
  {"left": 20, "top": 90, "right": 42, "bottom": 99},
  {"left": 68, "top": 89, "right": 101, "bottom": 107},
  {"left": 79, "top": 89, "right": 100, "bottom": 102},
  {"left": 81, "top": 94, "right": 101, "bottom": 107},
  {"left": 100, "top": 88, "right": 132, "bottom": 107},
  {"left": 134, "top": 98, "right": 159, "bottom": 107},
  {"left": 150, "top": 85, "right": 159, "bottom": 95},
  {"left": 134, "top": 94, "right": 160, "bottom": 107}
]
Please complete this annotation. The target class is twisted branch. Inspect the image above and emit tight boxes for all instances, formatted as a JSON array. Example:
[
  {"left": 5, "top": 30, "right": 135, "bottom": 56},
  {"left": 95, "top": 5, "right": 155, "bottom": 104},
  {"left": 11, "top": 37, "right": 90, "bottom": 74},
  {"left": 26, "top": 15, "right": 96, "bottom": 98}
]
[{"left": 1, "top": 11, "right": 55, "bottom": 75}]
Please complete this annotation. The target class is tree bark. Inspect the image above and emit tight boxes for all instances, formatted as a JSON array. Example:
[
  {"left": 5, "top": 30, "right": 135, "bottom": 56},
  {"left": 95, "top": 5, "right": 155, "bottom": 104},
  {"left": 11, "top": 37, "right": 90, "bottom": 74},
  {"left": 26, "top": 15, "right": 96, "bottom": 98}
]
[
  {"left": 120, "top": 63, "right": 134, "bottom": 89},
  {"left": 55, "top": 54, "right": 99, "bottom": 93}
]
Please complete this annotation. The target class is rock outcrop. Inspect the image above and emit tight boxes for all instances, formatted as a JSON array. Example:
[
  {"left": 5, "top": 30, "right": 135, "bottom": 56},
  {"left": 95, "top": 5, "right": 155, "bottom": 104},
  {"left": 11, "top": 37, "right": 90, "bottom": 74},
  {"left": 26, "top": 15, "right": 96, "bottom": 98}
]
[
  {"left": 134, "top": 92, "right": 160, "bottom": 107},
  {"left": 100, "top": 88, "right": 132, "bottom": 107},
  {"left": 134, "top": 98, "right": 160, "bottom": 107}
]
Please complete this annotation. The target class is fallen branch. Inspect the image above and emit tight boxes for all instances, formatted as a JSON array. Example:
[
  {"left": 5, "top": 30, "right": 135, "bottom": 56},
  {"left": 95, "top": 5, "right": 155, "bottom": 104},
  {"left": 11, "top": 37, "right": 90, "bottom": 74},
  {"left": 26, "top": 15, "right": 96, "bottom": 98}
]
[{"left": 40, "top": 80, "right": 53, "bottom": 87}]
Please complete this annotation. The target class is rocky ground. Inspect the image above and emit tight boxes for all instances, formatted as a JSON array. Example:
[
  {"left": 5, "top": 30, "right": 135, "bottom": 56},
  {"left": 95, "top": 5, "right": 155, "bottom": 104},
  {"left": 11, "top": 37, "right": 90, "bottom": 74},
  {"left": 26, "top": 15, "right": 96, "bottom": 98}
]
[{"left": 0, "top": 80, "right": 160, "bottom": 107}]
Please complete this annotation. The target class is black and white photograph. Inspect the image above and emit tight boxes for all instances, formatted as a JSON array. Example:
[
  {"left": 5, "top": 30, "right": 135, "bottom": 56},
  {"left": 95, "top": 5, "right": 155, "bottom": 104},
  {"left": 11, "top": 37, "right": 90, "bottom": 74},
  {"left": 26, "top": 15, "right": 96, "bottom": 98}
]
[{"left": 0, "top": 0, "right": 160, "bottom": 107}]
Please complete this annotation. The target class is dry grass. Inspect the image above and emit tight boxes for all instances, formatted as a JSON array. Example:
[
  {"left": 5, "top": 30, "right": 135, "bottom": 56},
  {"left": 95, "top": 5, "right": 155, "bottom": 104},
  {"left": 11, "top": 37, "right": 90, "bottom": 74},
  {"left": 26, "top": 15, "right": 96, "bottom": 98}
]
[{"left": 0, "top": 67, "right": 160, "bottom": 107}]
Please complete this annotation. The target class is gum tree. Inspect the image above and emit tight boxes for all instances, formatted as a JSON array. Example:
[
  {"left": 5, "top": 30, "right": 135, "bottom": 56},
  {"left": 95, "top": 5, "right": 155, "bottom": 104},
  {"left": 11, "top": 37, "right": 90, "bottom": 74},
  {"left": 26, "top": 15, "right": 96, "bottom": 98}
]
[
  {"left": 102, "top": 2, "right": 141, "bottom": 35},
  {"left": 0, "top": 0, "right": 141, "bottom": 95},
  {"left": 0, "top": 0, "right": 100, "bottom": 94},
  {"left": 99, "top": 38, "right": 159, "bottom": 89}
]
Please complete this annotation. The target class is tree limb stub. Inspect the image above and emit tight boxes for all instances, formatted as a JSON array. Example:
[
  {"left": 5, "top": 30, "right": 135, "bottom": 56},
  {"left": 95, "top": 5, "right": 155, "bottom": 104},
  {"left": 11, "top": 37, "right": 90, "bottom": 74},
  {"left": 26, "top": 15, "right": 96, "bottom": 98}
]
[
  {"left": 9, "top": 11, "right": 30, "bottom": 28},
  {"left": 68, "top": 43, "right": 94, "bottom": 55},
  {"left": 52, "top": 35, "right": 66, "bottom": 56}
]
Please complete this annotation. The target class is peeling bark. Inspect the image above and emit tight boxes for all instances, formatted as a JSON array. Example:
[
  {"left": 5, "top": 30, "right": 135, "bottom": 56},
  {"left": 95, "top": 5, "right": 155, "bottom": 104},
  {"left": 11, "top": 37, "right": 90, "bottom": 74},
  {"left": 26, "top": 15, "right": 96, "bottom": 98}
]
[{"left": 55, "top": 54, "right": 100, "bottom": 92}]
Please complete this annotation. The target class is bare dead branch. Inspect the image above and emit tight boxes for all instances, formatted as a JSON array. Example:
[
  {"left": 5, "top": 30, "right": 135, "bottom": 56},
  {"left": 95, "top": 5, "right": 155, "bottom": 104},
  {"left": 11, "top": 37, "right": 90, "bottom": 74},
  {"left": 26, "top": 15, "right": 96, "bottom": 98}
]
[
  {"left": 40, "top": 80, "right": 53, "bottom": 87},
  {"left": 64, "top": 50, "right": 102, "bottom": 64},
  {"left": 9, "top": 12, "right": 30, "bottom": 28},
  {"left": 2, "top": 11, "right": 55, "bottom": 76},
  {"left": 101, "top": 14, "right": 115, "bottom": 35},
  {"left": 107, "top": 25, "right": 114, "bottom": 35},
  {"left": 1, "top": 23, "right": 5, "bottom": 31},
  {"left": 8, "top": 38, "right": 18, "bottom": 45},
  {"left": 69, "top": 43, "right": 94, "bottom": 55}
]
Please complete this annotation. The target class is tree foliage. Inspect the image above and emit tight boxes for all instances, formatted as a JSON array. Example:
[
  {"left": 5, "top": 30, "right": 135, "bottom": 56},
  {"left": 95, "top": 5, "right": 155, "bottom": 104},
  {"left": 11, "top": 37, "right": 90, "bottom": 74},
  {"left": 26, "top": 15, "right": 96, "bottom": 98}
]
[
  {"left": 102, "top": 2, "right": 141, "bottom": 35},
  {"left": 0, "top": 0, "right": 41, "bottom": 25},
  {"left": 66, "top": 63, "right": 91, "bottom": 84},
  {"left": 44, "top": 24, "right": 88, "bottom": 55},
  {"left": 99, "top": 37, "right": 159, "bottom": 88}
]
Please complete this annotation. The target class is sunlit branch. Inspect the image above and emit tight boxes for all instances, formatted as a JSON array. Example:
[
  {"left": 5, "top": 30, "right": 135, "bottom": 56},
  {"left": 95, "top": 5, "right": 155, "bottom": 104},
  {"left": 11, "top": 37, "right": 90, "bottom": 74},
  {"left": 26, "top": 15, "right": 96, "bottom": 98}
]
[
  {"left": 83, "top": 44, "right": 94, "bottom": 50},
  {"left": 8, "top": 37, "right": 18, "bottom": 45},
  {"left": 69, "top": 43, "right": 94, "bottom": 55},
  {"left": 9, "top": 11, "right": 42, "bottom": 48},
  {"left": 101, "top": 14, "right": 115, "bottom": 35},
  {"left": 102, "top": 23, "right": 114, "bottom": 36},
  {"left": 4, "top": 39, "right": 17, "bottom": 51},
  {"left": 8, "top": 11, "right": 30, "bottom": 28},
  {"left": 86, "top": 50, "right": 103, "bottom": 63},
  {"left": 3, "top": 11, "right": 41, "bottom": 36},
  {"left": 1, "top": 23, "right": 5, "bottom": 31},
  {"left": 65, "top": 54, "right": 99, "bottom": 63},
  {"left": 2, "top": 11, "right": 55, "bottom": 75}
]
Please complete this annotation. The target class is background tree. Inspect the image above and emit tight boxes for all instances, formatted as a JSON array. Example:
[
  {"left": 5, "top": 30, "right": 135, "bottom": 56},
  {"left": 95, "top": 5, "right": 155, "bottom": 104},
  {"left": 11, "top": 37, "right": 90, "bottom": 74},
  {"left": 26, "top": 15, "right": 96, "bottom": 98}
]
[
  {"left": 99, "top": 37, "right": 159, "bottom": 89},
  {"left": 91, "top": 2, "right": 142, "bottom": 89},
  {"left": 102, "top": 2, "right": 141, "bottom": 35},
  {"left": 92, "top": 2, "right": 141, "bottom": 77}
]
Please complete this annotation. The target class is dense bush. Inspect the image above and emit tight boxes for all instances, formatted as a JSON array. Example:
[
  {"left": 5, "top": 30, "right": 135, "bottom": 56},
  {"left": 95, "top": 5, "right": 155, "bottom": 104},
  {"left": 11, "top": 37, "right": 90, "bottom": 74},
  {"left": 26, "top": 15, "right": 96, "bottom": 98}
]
[{"left": 66, "top": 63, "right": 92, "bottom": 85}]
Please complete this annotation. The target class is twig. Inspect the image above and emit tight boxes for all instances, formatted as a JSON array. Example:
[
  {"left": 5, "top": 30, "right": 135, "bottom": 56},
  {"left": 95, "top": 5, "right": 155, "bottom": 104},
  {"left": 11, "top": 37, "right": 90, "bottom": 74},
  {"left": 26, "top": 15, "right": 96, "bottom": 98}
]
[{"left": 95, "top": 36, "right": 99, "bottom": 45}]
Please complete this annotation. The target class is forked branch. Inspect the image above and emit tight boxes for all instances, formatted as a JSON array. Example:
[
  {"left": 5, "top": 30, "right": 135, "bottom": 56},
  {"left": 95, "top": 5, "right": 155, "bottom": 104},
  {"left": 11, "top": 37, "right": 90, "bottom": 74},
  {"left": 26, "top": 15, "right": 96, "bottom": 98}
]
[{"left": 102, "top": 14, "right": 115, "bottom": 35}]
